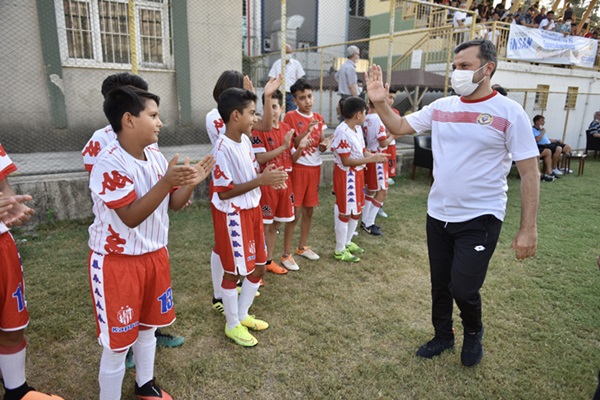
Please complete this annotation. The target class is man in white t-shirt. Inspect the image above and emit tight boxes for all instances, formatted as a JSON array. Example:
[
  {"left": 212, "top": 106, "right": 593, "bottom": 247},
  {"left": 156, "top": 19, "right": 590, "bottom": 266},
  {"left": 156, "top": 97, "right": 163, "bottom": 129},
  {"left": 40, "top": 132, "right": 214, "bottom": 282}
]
[
  {"left": 539, "top": 10, "right": 556, "bottom": 30},
  {"left": 268, "top": 44, "right": 305, "bottom": 112},
  {"left": 367, "top": 39, "right": 540, "bottom": 367}
]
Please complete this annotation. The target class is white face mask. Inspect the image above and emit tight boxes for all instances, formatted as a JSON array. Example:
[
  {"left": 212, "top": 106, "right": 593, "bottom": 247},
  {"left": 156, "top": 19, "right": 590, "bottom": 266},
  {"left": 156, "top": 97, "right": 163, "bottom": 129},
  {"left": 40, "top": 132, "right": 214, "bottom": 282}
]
[
  {"left": 285, "top": 54, "right": 292, "bottom": 61},
  {"left": 357, "top": 86, "right": 363, "bottom": 95},
  {"left": 451, "top": 63, "right": 488, "bottom": 96}
]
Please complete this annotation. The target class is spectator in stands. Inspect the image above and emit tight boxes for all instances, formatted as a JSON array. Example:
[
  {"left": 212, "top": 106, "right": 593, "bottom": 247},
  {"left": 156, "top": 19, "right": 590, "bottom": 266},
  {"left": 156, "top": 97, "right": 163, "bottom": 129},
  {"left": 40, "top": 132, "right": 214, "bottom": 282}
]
[
  {"left": 589, "top": 111, "right": 600, "bottom": 138},
  {"left": 539, "top": 10, "right": 556, "bottom": 30},
  {"left": 521, "top": 7, "right": 539, "bottom": 28},
  {"left": 532, "top": 115, "right": 572, "bottom": 176},
  {"left": 268, "top": 44, "right": 306, "bottom": 112},
  {"left": 563, "top": 4, "right": 574, "bottom": 22},
  {"left": 558, "top": 17, "right": 573, "bottom": 35},
  {"left": 534, "top": 6, "right": 547, "bottom": 25},
  {"left": 494, "top": 1, "right": 506, "bottom": 18},
  {"left": 453, "top": 2, "right": 469, "bottom": 43}
]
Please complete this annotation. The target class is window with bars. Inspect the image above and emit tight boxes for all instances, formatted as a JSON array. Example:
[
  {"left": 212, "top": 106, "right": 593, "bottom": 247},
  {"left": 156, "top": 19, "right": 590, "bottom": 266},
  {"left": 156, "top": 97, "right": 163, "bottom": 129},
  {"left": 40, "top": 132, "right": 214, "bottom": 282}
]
[
  {"left": 349, "top": 0, "right": 366, "bottom": 17},
  {"left": 55, "top": 0, "right": 171, "bottom": 68},
  {"left": 534, "top": 84, "right": 549, "bottom": 110},
  {"left": 564, "top": 86, "right": 578, "bottom": 110}
]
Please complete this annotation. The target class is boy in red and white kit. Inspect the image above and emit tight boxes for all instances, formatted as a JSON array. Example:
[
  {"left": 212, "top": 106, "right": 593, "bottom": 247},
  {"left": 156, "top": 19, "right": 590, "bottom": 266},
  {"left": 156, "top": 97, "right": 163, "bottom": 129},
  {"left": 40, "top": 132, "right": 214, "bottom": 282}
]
[
  {"left": 284, "top": 79, "right": 330, "bottom": 261},
  {"left": 252, "top": 90, "right": 309, "bottom": 274},
  {"left": 0, "top": 145, "right": 62, "bottom": 400},
  {"left": 331, "top": 97, "right": 389, "bottom": 262},
  {"left": 88, "top": 86, "right": 213, "bottom": 399},
  {"left": 211, "top": 88, "right": 288, "bottom": 347},
  {"left": 361, "top": 100, "right": 398, "bottom": 236}
]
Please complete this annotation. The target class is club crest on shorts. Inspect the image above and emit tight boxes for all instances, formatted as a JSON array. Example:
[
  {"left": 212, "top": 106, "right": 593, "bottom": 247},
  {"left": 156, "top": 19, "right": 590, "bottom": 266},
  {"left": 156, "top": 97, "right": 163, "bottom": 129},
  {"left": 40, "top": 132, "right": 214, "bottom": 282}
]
[
  {"left": 477, "top": 113, "right": 493, "bottom": 125},
  {"left": 248, "top": 240, "right": 256, "bottom": 255},
  {"left": 117, "top": 306, "right": 133, "bottom": 325}
]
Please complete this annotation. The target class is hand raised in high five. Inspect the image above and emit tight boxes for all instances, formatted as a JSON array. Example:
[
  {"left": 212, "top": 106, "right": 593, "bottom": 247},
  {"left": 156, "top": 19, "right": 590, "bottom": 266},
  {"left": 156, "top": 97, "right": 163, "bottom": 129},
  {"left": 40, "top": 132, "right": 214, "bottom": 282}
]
[
  {"left": 365, "top": 64, "right": 389, "bottom": 104},
  {"left": 243, "top": 75, "right": 255, "bottom": 92},
  {"left": 264, "top": 74, "right": 283, "bottom": 97}
]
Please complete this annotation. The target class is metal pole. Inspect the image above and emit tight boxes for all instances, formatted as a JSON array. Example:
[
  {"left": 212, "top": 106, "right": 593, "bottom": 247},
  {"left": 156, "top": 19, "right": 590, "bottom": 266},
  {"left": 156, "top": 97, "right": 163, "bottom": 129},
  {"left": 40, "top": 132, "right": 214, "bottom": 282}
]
[
  {"left": 387, "top": 0, "right": 396, "bottom": 88},
  {"left": 128, "top": 0, "right": 138, "bottom": 74},
  {"left": 280, "top": 0, "right": 287, "bottom": 114},
  {"left": 562, "top": 100, "right": 570, "bottom": 143},
  {"left": 319, "top": 48, "right": 324, "bottom": 117}
]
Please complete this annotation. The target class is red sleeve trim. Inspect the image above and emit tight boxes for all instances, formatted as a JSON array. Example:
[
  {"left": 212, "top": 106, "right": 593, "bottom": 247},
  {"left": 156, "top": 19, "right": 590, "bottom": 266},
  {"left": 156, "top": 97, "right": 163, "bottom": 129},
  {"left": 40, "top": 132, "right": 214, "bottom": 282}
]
[
  {"left": 105, "top": 190, "right": 137, "bottom": 209},
  {"left": 0, "top": 164, "right": 17, "bottom": 181},
  {"left": 84, "top": 164, "right": 93, "bottom": 172},
  {"left": 170, "top": 186, "right": 180, "bottom": 194},
  {"left": 213, "top": 183, "right": 234, "bottom": 193},
  {"left": 339, "top": 153, "right": 350, "bottom": 158}
]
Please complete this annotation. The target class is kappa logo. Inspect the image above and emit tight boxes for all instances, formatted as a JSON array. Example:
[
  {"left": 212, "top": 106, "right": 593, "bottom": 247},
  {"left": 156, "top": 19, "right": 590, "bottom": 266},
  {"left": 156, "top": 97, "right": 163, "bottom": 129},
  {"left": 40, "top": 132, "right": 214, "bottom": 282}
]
[
  {"left": 213, "top": 165, "right": 229, "bottom": 180},
  {"left": 92, "top": 259, "right": 101, "bottom": 270},
  {"left": 94, "top": 288, "right": 103, "bottom": 298},
  {"left": 96, "top": 301, "right": 104, "bottom": 311},
  {"left": 117, "top": 306, "right": 133, "bottom": 325},
  {"left": 213, "top": 118, "right": 225, "bottom": 134},
  {"left": 232, "top": 240, "right": 241, "bottom": 248},
  {"left": 99, "top": 171, "right": 133, "bottom": 195},
  {"left": 82, "top": 141, "right": 101, "bottom": 157},
  {"left": 337, "top": 140, "right": 351, "bottom": 150},
  {"left": 104, "top": 224, "right": 126, "bottom": 254},
  {"left": 93, "top": 274, "right": 102, "bottom": 284},
  {"left": 98, "top": 314, "right": 106, "bottom": 324},
  {"left": 231, "top": 230, "right": 240, "bottom": 237},
  {"left": 477, "top": 113, "right": 493, "bottom": 125},
  {"left": 474, "top": 245, "right": 486, "bottom": 252},
  {"left": 251, "top": 136, "right": 262, "bottom": 145}
]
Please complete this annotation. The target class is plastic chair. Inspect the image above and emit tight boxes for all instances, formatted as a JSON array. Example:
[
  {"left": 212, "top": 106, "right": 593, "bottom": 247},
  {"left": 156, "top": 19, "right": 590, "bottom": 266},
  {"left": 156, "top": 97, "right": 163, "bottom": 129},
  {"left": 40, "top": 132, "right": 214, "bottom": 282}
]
[
  {"left": 412, "top": 134, "right": 433, "bottom": 181},
  {"left": 585, "top": 129, "right": 600, "bottom": 158}
]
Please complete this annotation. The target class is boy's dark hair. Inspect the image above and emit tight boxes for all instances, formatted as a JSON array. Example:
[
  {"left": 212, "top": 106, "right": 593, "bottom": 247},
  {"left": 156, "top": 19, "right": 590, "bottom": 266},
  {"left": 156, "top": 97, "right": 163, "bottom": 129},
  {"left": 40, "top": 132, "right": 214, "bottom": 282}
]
[
  {"left": 533, "top": 114, "right": 544, "bottom": 123},
  {"left": 103, "top": 86, "right": 160, "bottom": 133},
  {"left": 101, "top": 72, "right": 149, "bottom": 99},
  {"left": 547, "top": 10, "right": 554, "bottom": 15},
  {"left": 340, "top": 96, "right": 367, "bottom": 120},
  {"left": 454, "top": 39, "right": 498, "bottom": 76},
  {"left": 261, "top": 89, "right": 283, "bottom": 106},
  {"left": 213, "top": 70, "right": 244, "bottom": 103},
  {"left": 290, "top": 79, "right": 312, "bottom": 97},
  {"left": 218, "top": 88, "right": 257, "bottom": 124}
]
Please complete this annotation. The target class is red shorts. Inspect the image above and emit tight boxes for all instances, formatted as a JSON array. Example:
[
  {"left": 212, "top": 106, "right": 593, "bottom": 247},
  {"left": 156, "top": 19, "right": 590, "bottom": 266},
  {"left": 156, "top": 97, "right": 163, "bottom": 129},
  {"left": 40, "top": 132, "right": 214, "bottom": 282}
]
[
  {"left": 88, "top": 247, "right": 176, "bottom": 351},
  {"left": 333, "top": 165, "right": 365, "bottom": 215},
  {"left": 213, "top": 206, "right": 266, "bottom": 276},
  {"left": 365, "top": 161, "right": 389, "bottom": 192},
  {"left": 291, "top": 164, "right": 320, "bottom": 208},
  {"left": 260, "top": 175, "right": 294, "bottom": 224},
  {"left": 384, "top": 145, "right": 397, "bottom": 177},
  {"left": 0, "top": 232, "right": 29, "bottom": 331}
]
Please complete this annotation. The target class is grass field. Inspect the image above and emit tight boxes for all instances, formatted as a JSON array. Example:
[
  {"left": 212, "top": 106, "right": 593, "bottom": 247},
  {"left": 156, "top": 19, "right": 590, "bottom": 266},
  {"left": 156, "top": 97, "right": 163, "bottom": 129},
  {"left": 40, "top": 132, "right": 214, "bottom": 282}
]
[{"left": 13, "top": 157, "right": 600, "bottom": 399}]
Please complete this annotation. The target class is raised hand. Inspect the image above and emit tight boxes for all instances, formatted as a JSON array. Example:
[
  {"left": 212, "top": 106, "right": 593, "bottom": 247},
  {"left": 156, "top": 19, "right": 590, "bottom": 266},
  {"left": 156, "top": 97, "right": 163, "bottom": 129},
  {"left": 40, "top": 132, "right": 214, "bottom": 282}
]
[
  {"left": 243, "top": 75, "right": 255, "bottom": 93},
  {"left": 164, "top": 154, "right": 199, "bottom": 187},
  {"left": 365, "top": 64, "right": 389, "bottom": 104},
  {"left": 283, "top": 129, "right": 294, "bottom": 149},
  {"left": 264, "top": 74, "right": 283, "bottom": 96},
  {"left": 259, "top": 164, "right": 288, "bottom": 188}
]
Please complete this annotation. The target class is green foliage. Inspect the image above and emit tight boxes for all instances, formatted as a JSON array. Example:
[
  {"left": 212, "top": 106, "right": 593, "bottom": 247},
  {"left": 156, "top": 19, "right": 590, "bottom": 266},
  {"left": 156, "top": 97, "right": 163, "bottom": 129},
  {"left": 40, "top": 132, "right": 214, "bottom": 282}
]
[{"left": 16, "top": 158, "right": 600, "bottom": 399}]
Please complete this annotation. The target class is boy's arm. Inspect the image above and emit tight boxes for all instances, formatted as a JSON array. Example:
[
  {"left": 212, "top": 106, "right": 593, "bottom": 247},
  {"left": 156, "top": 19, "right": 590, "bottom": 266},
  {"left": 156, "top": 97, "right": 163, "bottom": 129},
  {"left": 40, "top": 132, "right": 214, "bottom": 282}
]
[
  {"left": 340, "top": 153, "right": 387, "bottom": 167},
  {"left": 218, "top": 164, "right": 288, "bottom": 200},
  {"left": 169, "top": 155, "right": 215, "bottom": 210},
  {"left": 256, "top": 129, "right": 294, "bottom": 165},
  {"left": 292, "top": 137, "right": 312, "bottom": 162},
  {"left": 293, "top": 120, "right": 319, "bottom": 147},
  {"left": 114, "top": 155, "right": 199, "bottom": 227}
]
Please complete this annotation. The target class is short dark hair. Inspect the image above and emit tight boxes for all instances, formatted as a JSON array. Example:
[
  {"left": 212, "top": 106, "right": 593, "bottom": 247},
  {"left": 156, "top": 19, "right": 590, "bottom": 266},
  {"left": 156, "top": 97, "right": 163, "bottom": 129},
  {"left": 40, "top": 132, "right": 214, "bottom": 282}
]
[
  {"left": 217, "top": 88, "right": 257, "bottom": 124},
  {"left": 533, "top": 114, "right": 545, "bottom": 123},
  {"left": 213, "top": 70, "right": 244, "bottom": 103},
  {"left": 340, "top": 96, "right": 367, "bottom": 120},
  {"left": 103, "top": 86, "right": 160, "bottom": 133},
  {"left": 101, "top": 73, "right": 149, "bottom": 99},
  {"left": 261, "top": 89, "right": 283, "bottom": 106},
  {"left": 290, "top": 79, "right": 312, "bottom": 97},
  {"left": 454, "top": 39, "right": 498, "bottom": 76},
  {"left": 547, "top": 10, "right": 554, "bottom": 15}
]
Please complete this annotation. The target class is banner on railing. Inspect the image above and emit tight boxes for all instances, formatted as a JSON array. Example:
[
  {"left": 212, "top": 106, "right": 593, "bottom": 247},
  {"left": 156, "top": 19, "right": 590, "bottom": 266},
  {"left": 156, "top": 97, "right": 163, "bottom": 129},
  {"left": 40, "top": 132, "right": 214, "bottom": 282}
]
[{"left": 507, "top": 24, "right": 598, "bottom": 68}]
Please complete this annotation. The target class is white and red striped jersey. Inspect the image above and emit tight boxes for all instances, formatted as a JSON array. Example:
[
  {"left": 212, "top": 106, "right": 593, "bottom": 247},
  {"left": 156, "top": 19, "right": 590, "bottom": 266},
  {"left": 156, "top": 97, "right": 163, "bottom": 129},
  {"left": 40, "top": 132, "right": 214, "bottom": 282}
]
[
  {"left": 88, "top": 141, "right": 171, "bottom": 255},
  {"left": 211, "top": 134, "right": 261, "bottom": 213},
  {"left": 283, "top": 110, "right": 327, "bottom": 166},
  {"left": 331, "top": 122, "right": 366, "bottom": 172},
  {"left": 251, "top": 121, "right": 294, "bottom": 172},
  {"left": 82, "top": 125, "right": 116, "bottom": 172},
  {"left": 206, "top": 108, "right": 226, "bottom": 146},
  {"left": 363, "top": 113, "right": 388, "bottom": 153},
  {"left": 0, "top": 144, "right": 17, "bottom": 235}
]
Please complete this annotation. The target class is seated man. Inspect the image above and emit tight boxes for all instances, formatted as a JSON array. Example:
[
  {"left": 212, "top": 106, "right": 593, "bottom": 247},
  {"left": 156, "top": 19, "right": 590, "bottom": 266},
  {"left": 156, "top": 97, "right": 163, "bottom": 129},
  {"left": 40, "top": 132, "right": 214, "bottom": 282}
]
[
  {"left": 539, "top": 147, "right": 556, "bottom": 182},
  {"left": 589, "top": 111, "right": 600, "bottom": 138},
  {"left": 532, "top": 115, "right": 572, "bottom": 176}
]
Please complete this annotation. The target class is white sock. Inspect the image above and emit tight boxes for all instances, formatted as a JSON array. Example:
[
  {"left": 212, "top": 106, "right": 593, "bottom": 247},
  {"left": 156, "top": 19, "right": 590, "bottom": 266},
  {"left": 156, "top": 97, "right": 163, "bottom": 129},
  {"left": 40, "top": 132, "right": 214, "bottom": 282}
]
[
  {"left": 364, "top": 200, "right": 381, "bottom": 227},
  {"left": 334, "top": 206, "right": 349, "bottom": 252},
  {"left": 346, "top": 218, "right": 359, "bottom": 245},
  {"left": 0, "top": 346, "right": 26, "bottom": 390},
  {"left": 133, "top": 328, "right": 157, "bottom": 388},
  {"left": 99, "top": 347, "right": 127, "bottom": 400},
  {"left": 363, "top": 199, "right": 373, "bottom": 223},
  {"left": 222, "top": 286, "right": 239, "bottom": 330},
  {"left": 238, "top": 278, "right": 260, "bottom": 321},
  {"left": 211, "top": 250, "right": 223, "bottom": 299}
]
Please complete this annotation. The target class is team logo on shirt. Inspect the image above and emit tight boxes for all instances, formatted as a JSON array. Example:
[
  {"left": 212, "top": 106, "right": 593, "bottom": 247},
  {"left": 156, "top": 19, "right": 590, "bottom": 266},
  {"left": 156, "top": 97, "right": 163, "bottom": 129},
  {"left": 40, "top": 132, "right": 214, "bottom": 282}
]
[
  {"left": 117, "top": 306, "right": 133, "bottom": 325},
  {"left": 104, "top": 224, "right": 126, "bottom": 254},
  {"left": 251, "top": 136, "right": 262, "bottom": 145},
  {"left": 337, "top": 140, "right": 351, "bottom": 150},
  {"left": 99, "top": 171, "right": 133, "bottom": 194},
  {"left": 82, "top": 141, "right": 102, "bottom": 157},
  {"left": 477, "top": 113, "right": 493, "bottom": 125},
  {"left": 213, "top": 165, "right": 229, "bottom": 180},
  {"left": 213, "top": 119, "right": 225, "bottom": 134}
]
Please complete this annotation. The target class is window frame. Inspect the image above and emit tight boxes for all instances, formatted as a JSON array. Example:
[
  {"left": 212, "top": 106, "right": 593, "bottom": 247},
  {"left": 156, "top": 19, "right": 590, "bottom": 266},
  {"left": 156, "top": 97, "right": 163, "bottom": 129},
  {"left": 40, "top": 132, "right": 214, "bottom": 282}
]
[{"left": 54, "top": 0, "right": 172, "bottom": 69}]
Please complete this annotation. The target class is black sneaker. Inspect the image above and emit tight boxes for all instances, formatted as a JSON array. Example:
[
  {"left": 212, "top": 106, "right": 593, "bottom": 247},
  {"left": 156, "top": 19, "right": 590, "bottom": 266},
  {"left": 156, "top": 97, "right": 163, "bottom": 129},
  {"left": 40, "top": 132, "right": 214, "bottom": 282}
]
[
  {"left": 416, "top": 336, "right": 455, "bottom": 358},
  {"left": 134, "top": 378, "right": 172, "bottom": 399},
  {"left": 461, "top": 326, "right": 484, "bottom": 367},
  {"left": 363, "top": 224, "right": 383, "bottom": 236},
  {"left": 541, "top": 174, "right": 555, "bottom": 182}
]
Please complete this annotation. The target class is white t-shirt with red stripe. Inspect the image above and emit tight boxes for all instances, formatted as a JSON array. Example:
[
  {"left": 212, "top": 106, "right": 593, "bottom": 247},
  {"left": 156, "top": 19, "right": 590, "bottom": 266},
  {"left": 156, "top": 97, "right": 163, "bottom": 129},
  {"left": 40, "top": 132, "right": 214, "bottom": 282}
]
[
  {"left": 88, "top": 140, "right": 171, "bottom": 255},
  {"left": 363, "top": 113, "right": 388, "bottom": 153},
  {"left": 82, "top": 125, "right": 117, "bottom": 172},
  {"left": 0, "top": 144, "right": 18, "bottom": 235},
  {"left": 331, "top": 122, "right": 366, "bottom": 172},
  {"left": 211, "top": 134, "right": 261, "bottom": 213},
  {"left": 206, "top": 108, "right": 226, "bottom": 146},
  {"left": 405, "top": 91, "right": 539, "bottom": 222},
  {"left": 284, "top": 110, "right": 327, "bottom": 166}
]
